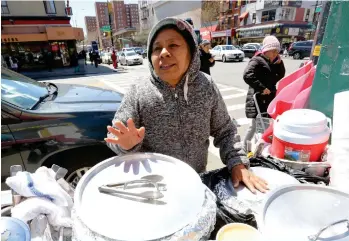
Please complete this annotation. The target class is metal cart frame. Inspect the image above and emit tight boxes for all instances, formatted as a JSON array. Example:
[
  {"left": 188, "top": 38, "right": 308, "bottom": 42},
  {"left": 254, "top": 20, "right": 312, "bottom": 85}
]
[{"left": 253, "top": 93, "right": 273, "bottom": 143}]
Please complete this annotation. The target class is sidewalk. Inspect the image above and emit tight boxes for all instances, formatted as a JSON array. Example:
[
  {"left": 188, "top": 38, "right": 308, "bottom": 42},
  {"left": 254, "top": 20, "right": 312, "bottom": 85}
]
[{"left": 20, "top": 60, "right": 119, "bottom": 80}]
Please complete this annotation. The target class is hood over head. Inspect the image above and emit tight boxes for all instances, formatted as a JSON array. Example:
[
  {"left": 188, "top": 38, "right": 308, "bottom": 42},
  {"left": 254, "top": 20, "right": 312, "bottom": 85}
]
[{"left": 146, "top": 18, "right": 200, "bottom": 104}]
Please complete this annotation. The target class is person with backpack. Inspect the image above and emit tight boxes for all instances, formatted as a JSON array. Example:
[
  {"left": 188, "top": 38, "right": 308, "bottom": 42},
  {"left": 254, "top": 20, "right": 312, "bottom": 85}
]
[{"left": 243, "top": 36, "right": 286, "bottom": 152}]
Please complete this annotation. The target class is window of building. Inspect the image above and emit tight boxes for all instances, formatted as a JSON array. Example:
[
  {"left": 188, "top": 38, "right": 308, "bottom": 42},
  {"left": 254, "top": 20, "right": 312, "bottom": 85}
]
[
  {"left": 261, "top": 9, "right": 276, "bottom": 22},
  {"left": 281, "top": 8, "right": 293, "bottom": 20},
  {"left": 252, "top": 13, "right": 256, "bottom": 23},
  {"left": 305, "top": 9, "right": 310, "bottom": 22},
  {"left": 227, "top": 17, "right": 232, "bottom": 25},
  {"left": 43, "top": 0, "right": 56, "bottom": 14}
]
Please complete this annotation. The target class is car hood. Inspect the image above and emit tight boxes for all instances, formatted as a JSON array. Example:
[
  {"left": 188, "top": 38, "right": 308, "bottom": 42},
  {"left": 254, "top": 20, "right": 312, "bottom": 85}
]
[
  {"left": 38, "top": 83, "right": 123, "bottom": 113},
  {"left": 224, "top": 50, "right": 244, "bottom": 54}
]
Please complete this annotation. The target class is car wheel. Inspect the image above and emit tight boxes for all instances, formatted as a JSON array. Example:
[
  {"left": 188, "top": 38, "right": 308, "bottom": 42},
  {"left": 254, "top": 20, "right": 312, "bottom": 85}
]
[
  {"left": 222, "top": 55, "right": 226, "bottom": 62},
  {"left": 239, "top": 59, "right": 243, "bottom": 62},
  {"left": 66, "top": 167, "right": 91, "bottom": 188},
  {"left": 293, "top": 52, "right": 301, "bottom": 59},
  {"left": 126, "top": 61, "right": 129, "bottom": 66}
]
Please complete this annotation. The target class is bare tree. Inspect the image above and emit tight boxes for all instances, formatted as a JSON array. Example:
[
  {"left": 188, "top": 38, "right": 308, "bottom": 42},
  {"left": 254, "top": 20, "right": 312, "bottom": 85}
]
[
  {"left": 201, "top": 0, "right": 220, "bottom": 32},
  {"left": 133, "top": 29, "right": 150, "bottom": 46}
]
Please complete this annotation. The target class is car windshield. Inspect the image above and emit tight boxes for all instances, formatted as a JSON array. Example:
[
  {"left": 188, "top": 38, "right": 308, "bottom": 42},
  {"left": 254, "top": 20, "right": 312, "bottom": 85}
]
[
  {"left": 126, "top": 52, "right": 137, "bottom": 56},
  {"left": 134, "top": 48, "right": 142, "bottom": 51},
  {"left": 222, "top": 45, "right": 236, "bottom": 50},
  {"left": 1, "top": 68, "right": 48, "bottom": 109}
]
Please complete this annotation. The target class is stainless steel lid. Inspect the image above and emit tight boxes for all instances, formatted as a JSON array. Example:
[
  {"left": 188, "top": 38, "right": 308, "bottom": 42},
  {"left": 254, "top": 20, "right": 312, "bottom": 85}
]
[
  {"left": 260, "top": 185, "right": 349, "bottom": 241},
  {"left": 74, "top": 153, "right": 206, "bottom": 241},
  {"left": 1, "top": 217, "right": 30, "bottom": 241}
]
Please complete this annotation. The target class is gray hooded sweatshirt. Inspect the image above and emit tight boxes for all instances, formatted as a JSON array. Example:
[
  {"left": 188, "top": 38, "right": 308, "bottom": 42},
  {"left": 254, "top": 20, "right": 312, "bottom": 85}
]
[{"left": 107, "top": 18, "right": 248, "bottom": 173}]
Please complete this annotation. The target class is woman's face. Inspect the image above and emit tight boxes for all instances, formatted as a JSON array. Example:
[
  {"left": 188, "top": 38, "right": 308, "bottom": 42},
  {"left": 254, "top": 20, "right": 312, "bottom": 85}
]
[
  {"left": 151, "top": 29, "right": 191, "bottom": 86},
  {"left": 202, "top": 44, "right": 211, "bottom": 53},
  {"left": 264, "top": 49, "right": 279, "bottom": 62}
]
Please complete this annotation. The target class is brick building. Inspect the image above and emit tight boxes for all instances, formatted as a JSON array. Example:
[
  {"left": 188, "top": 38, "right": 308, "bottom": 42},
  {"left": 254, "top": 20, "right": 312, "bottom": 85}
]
[
  {"left": 84, "top": 16, "right": 98, "bottom": 45},
  {"left": 95, "top": 2, "right": 113, "bottom": 49},
  {"left": 110, "top": 0, "right": 139, "bottom": 49}
]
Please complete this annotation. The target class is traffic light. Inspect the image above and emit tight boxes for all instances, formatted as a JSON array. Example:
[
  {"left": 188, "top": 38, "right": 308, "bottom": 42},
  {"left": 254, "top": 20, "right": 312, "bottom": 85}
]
[{"left": 103, "top": 32, "right": 110, "bottom": 37}]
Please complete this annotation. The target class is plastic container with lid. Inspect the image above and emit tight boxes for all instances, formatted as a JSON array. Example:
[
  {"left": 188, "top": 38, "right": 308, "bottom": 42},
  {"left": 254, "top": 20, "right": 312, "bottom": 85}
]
[{"left": 270, "top": 109, "right": 331, "bottom": 162}]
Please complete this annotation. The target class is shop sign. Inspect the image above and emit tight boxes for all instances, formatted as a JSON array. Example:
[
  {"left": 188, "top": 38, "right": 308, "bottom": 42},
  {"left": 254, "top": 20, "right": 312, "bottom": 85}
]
[
  {"left": 288, "top": 28, "right": 300, "bottom": 36},
  {"left": 211, "top": 31, "right": 227, "bottom": 38},
  {"left": 238, "top": 28, "right": 272, "bottom": 38},
  {"left": 264, "top": 0, "right": 282, "bottom": 8},
  {"left": 1, "top": 37, "right": 19, "bottom": 42}
]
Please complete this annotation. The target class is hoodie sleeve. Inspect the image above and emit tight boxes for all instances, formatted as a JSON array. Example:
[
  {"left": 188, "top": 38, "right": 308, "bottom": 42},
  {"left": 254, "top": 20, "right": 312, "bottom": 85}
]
[
  {"left": 210, "top": 82, "right": 250, "bottom": 171},
  {"left": 106, "top": 84, "right": 143, "bottom": 155},
  {"left": 243, "top": 58, "right": 266, "bottom": 92}
]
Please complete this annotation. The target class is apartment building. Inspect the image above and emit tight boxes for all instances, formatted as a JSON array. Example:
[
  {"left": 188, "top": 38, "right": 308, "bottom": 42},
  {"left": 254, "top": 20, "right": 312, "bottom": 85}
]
[
  {"left": 138, "top": 0, "right": 155, "bottom": 33},
  {"left": 111, "top": 0, "right": 139, "bottom": 48},
  {"left": 237, "top": 0, "right": 316, "bottom": 44},
  {"left": 95, "top": 2, "right": 113, "bottom": 48},
  {"left": 1, "top": 0, "right": 83, "bottom": 70},
  {"left": 85, "top": 16, "right": 98, "bottom": 44}
]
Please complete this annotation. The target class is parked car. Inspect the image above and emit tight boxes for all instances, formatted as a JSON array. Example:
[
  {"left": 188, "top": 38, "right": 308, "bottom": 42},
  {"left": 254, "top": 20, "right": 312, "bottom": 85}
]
[
  {"left": 210, "top": 45, "right": 245, "bottom": 62},
  {"left": 119, "top": 51, "right": 144, "bottom": 66},
  {"left": 233, "top": 45, "right": 242, "bottom": 50},
  {"left": 1, "top": 68, "right": 123, "bottom": 189},
  {"left": 288, "top": 40, "right": 313, "bottom": 59},
  {"left": 122, "top": 48, "right": 134, "bottom": 52},
  {"left": 132, "top": 47, "right": 146, "bottom": 58},
  {"left": 101, "top": 52, "right": 112, "bottom": 65},
  {"left": 243, "top": 43, "right": 262, "bottom": 50},
  {"left": 242, "top": 45, "right": 259, "bottom": 58}
]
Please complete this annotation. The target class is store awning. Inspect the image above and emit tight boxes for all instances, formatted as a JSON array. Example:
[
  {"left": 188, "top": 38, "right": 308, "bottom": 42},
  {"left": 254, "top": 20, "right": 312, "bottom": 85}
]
[
  {"left": 239, "top": 12, "right": 249, "bottom": 20},
  {"left": 200, "top": 25, "right": 218, "bottom": 41},
  {"left": 1, "top": 33, "right": 48, "bottom": 43}
]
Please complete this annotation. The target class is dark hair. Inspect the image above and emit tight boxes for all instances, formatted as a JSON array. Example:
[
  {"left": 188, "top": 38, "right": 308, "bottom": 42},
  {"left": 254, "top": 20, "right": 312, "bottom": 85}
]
[{"left": 149, "top": 24, "right": 196, "bottom": 59}]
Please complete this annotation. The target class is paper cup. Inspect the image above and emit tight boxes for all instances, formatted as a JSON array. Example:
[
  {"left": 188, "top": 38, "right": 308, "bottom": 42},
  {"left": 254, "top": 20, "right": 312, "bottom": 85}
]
[{"left": 216, "top": 223, "right": 262, "bottom": 241}]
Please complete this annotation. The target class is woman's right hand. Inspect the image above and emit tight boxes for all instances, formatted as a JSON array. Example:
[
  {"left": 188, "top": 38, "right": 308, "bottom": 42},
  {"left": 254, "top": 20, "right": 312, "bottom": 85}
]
[{"left": 105, "top": 118, "right": 145, "bottom": 151}]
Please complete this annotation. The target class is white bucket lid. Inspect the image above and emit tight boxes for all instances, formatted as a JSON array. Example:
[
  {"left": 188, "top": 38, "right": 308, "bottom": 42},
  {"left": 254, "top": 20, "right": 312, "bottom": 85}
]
[{"left": 274, "top": 109, "right": 331, "bottom": 145}]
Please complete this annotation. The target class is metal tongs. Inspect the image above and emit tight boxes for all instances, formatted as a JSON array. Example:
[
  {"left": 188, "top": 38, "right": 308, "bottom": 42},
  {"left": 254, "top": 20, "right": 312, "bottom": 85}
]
[{"left": 99, "top": 176, "right": 166, "bottom": 200}]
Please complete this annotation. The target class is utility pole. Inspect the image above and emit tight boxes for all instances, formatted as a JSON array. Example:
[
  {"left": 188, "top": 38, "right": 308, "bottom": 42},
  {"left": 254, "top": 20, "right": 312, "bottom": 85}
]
[{"left": 107, "top": 0, "right": 114, "bottom": 48}]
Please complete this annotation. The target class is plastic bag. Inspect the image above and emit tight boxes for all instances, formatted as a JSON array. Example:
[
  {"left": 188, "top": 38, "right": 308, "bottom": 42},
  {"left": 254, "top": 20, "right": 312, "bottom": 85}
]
[
  {"left": 6, "top": 166, "right": 73, "bottom": 207},
  {"left": 200, "top": 167, "right": 258, "bottom": 239},
  {"left": 11, "top": 197, "right": 72, "bottom": 228}
]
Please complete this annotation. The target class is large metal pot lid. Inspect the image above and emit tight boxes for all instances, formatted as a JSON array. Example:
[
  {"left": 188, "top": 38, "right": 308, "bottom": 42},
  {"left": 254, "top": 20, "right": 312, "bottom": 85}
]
[
  {"left": 74, "top": 153, "right": 206, "bottom": 241},
  {"left": 259, "top": 184, "right": 349, "bottom": 241}
]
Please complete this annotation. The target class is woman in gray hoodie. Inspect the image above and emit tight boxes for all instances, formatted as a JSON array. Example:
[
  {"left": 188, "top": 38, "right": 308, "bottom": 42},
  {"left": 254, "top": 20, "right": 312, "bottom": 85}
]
[{"left": 105, "top": 18, "right": 267, "bottom": 193}]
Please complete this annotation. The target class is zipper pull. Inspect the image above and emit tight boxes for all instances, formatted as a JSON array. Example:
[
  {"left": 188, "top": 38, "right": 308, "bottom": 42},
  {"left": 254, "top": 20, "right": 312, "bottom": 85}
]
[{"left": 174, "top": 93, "right": 178, "bottom": 99}]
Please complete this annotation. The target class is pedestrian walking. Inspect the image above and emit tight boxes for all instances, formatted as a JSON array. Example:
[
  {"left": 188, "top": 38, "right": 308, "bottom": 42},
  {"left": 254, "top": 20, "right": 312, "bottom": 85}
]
[
  {"left": 81, "top": 49, "right": 87, "bottom": 65},
  {"left": 105, "top": 17, "right": 268, "bottom": 194},
  {"left": 199, "top": 40, "right": 215, "bottom": 75},
  {"left": 9, "top": 56, "right": 19, "bottom": 72},
  {"left": 93, "top": 51, "right": 100, "bottom": 68},
  {"left": 243, "top": 35, "right": 286, "bottom": 152},
  {"left": 71, "top": 50, "right": 80, "bottom": 73},
  {"left": 111, "top": 50, "right": 118, "bottom": 69},
  {"left": 89, "top": 51, "right": 93, "bottom": 65}
]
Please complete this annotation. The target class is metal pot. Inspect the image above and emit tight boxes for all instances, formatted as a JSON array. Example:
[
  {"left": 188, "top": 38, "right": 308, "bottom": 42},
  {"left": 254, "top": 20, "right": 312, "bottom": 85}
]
[
  {"left": 73, "top": 153, "right": 216, "bottom": 241},
  {"left": 259, "top": 184, "right": 349, "bottom": 241}
]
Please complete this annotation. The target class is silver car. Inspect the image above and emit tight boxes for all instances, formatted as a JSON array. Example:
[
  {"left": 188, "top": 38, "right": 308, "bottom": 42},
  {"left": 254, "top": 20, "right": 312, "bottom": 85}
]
[
  {"left": 119, "top": 51, "right": 143, "bottom": 66},
  {"left": 210, "top": 45, "right": 245, "bottom": 63}
]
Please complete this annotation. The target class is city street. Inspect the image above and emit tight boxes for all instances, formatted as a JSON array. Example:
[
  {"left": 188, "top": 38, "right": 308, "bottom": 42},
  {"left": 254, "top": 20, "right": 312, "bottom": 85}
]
[{"left": 44, "top": 57, "right": 306, "bottom": 170}]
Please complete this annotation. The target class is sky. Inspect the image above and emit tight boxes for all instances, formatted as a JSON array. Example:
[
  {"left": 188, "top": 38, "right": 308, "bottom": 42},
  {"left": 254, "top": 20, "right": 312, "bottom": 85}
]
[{"left": 68, "top": 0, "right": 138, "bottom": 35}]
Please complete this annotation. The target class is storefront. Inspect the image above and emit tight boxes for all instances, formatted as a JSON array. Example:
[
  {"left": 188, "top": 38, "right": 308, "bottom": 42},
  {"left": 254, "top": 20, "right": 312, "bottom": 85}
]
[
  {"left": 1, "top": 26, "right": 84, "bottom": 71},
  {"left": 236, "top": 23, "right": 312, "bottom": 46},
  {"left": 199, "top": 25, "right": 218, "bottom": 42},
  {"left": 211, "top": 29, "right": 235, "bottom": 46}
]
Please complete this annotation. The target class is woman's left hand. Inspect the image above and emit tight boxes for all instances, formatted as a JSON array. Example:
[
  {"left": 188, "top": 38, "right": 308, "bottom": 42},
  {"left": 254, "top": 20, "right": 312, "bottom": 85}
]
[{"left": 231, "top": 164, "right": 269, "bottom": 194}]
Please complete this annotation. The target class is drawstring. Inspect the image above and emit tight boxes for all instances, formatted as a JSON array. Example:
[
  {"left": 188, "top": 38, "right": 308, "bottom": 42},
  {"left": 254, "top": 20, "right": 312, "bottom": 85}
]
[{"left": 183, "top": 74, "right": 189, "bottom": 105}]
